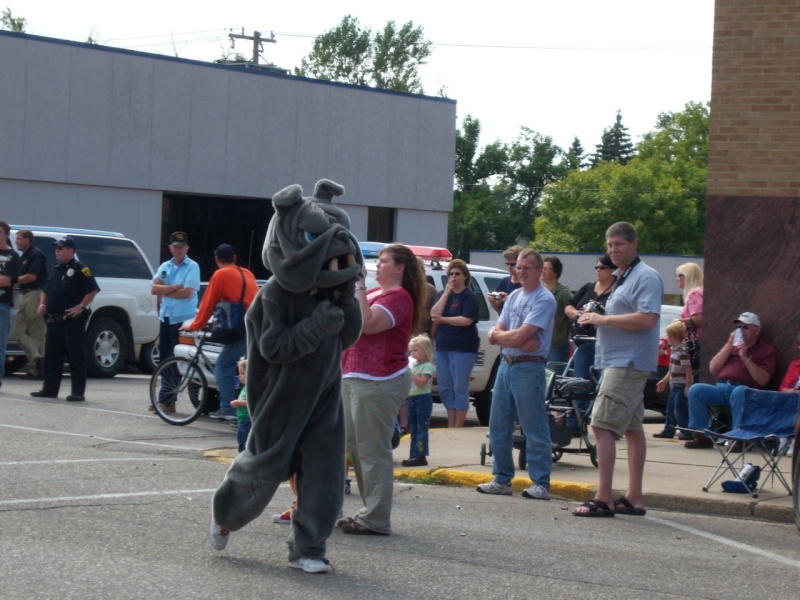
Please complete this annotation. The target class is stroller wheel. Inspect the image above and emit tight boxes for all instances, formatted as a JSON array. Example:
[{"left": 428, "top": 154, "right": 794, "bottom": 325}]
[
  {"left": 518, "top": 448, "right": 527, "bottom": 471},
  {"left": 589, "top": 445, "right": 598, "bottom": 468},
  {"left": 480, "top": 442, "right": 489, "bottom": 465},
  {"left": 552, "top": 447, "right": 563, "bottom": 463}
]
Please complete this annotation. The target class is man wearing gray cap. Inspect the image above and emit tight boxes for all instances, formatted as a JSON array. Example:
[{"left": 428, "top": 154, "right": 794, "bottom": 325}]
[{"left": 684, "top": 311, "right": 777, "bottom": 448}]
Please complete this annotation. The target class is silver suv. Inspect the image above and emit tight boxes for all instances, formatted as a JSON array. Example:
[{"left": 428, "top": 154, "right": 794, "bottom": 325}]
[{"left": 6, "top": 226, "right": 160, "bottom": 377}]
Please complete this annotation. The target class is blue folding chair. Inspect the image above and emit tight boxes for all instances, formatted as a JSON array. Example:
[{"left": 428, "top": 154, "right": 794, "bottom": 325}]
[{"left": 702, "top": 389, "right": 800, "bottom": 498}]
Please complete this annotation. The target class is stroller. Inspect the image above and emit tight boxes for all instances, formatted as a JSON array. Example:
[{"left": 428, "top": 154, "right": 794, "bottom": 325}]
[{"left": 479, "top": 338, "right": 600, "bottom": 469}]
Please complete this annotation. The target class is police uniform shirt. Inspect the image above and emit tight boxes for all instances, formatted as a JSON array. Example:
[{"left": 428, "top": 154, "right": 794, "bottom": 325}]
[
  {"left": 43, "top": 258, "right": 100, "bottom": 313},
  {"left": 0, "top": 247, "right": 21, "bottom": 307},
  {"left": 19, "top": 245, "right": 48, "bottom": 292}
]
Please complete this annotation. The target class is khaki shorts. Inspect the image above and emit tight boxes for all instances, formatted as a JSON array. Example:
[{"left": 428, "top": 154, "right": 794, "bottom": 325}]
[{"left": 591, "top": 366, "right": 648, "bottom": 438}]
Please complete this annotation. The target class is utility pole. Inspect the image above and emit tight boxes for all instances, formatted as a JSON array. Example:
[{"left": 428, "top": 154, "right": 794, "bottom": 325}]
[{"left": 228, "top": 27, "right": 276, "bottom": 64}]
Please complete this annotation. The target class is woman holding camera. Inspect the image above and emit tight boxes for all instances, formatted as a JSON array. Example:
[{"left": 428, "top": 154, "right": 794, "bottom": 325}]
[{"left": 565, "top": 253, "right": 616, "bottom": 381}]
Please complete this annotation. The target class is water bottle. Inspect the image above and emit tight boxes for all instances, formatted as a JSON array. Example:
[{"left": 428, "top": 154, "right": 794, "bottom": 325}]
[{"left": 738, "top": 462, "right": 755, "bottom": 483}]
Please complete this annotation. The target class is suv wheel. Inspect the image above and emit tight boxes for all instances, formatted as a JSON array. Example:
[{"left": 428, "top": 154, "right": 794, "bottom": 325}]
[
  {"left": 139, "top": 341, "right": 160, "bottom": 374},
  {"left": 86, "top": 317, "right": 128, "bottom": 378}
]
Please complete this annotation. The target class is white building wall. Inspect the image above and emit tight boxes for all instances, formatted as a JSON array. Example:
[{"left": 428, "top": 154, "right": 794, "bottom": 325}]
[
  {"left": 0, "top": 32, "right": 456, "bottom": 260},
  {"left": 0, "top": 179, "right": 162, "bottom": 267}
]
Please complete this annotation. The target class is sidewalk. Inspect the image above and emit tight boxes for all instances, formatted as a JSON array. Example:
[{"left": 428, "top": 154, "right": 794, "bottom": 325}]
[{"left": 205, "top": 421, "right": 795, "bottom": 523}]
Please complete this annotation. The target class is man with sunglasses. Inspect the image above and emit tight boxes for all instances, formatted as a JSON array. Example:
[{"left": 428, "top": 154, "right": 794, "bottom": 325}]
[{"left": 684, "top": 312, "right": 776, "bottom": 449}]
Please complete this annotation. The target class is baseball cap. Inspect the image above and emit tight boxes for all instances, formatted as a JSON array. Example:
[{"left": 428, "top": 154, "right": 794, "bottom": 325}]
[
  {"left": 214, "top": 243, "right": 236, "bottom": 260},
  {"left": 169, "top": 231, "right": 189, "bottom": 246},
  {"left": 733, "top": 312, "right": 761, "bottom": 327},
  {"left": 52, "top": 235, "right": 77, "bottom": 249}
]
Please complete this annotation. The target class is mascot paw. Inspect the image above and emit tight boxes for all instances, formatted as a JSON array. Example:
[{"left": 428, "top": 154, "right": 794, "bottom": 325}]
[{"left": 312, "top": 300, "right": 345, "bottom": 335}]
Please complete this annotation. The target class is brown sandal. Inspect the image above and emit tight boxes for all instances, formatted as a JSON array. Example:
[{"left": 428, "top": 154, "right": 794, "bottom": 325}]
[
  {"left": 340, "top": 521, "right": 388, "bottom": 536},
  {"left": 336, "top": 516, "right": 356, "bottom": 529}
]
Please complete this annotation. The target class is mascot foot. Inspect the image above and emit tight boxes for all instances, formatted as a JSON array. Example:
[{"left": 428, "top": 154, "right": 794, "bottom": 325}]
[
  {"left": 289, "top": 557, "right": 332, "bottom": 574},
  {"left": 209, "top": 518, "right": 230, "bottom": 551}
]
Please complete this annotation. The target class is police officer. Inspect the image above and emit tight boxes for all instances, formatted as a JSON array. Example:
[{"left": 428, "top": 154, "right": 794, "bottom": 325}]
[
  {"left": 14, "top": 229, "right": 48, "bottom": 379},
  {"left": 31, "top": 236, "right": 100, "bottom": 402}
]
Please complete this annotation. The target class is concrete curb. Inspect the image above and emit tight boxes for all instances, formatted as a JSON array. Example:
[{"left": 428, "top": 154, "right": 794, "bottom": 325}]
[{"left": 204, "top": 448, "right": 795, "bottom": 524}]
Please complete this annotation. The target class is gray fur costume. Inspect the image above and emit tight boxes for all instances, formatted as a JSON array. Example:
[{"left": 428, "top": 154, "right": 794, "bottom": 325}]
[{"left": 211, "top": 179, "right": 363, "bottom": 562}]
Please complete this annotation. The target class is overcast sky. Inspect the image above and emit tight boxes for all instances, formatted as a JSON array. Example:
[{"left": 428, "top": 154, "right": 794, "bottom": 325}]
[{"left": 19, "top": 1, "right": 714, "bottom": 152}]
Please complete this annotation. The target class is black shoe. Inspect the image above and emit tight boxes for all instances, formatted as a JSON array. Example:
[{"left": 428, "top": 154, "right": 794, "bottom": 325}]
[
  {"left": 401, "top": 456, "right": 428, "bottom": 467},
  {"left": 31, "top": 390, "right": 58, "bottom": 398},
  {"left": 66, "top": 394, "right": 85, "bottom": 402},
  {"left": 652, "top": 431, "right": 675, "bottom": 439}
]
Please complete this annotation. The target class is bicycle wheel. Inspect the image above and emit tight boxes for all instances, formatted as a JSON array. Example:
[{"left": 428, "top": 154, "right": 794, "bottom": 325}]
[{"left": 149, "top": 356, "right": 209, "bottom": 425}]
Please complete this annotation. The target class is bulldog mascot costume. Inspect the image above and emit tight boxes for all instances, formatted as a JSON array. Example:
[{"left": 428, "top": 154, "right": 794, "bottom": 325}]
[{"left": 208, "top": 179, "right": 363, "bottom": 573}]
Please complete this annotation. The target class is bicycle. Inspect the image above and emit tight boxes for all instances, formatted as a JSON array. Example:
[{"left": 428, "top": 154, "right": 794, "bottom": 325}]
[{"left": 149, "top": 328, "right": 217, "bottom": 425}]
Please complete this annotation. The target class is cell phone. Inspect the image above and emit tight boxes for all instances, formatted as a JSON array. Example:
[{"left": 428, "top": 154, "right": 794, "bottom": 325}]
[{"left": 733, "top": 328, "right": 743, "bottom": 346}]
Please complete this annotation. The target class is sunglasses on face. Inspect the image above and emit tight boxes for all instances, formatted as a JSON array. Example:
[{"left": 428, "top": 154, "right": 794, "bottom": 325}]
[
  {"left": 738, "top": 325, "right": 751, "bottom": 330},
  {"left": 595, "top": 266, "right": 610, "bottom": 270},
  {"left": 505, "top": 262, "right": 516, "bottom": 266}
]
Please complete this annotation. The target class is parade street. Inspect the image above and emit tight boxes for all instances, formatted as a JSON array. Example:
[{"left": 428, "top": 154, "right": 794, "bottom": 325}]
[{"left": 1, "top": 373, "right": 798, "bottom": 599}]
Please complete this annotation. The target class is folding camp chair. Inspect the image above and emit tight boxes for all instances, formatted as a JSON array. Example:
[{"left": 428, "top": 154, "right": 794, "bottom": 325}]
[{"left": 702, "top": 389, "right": 800, "bottom": 498}]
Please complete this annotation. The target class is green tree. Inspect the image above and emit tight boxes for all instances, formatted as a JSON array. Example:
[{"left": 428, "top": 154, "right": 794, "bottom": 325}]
[
  {"left": 448, "top": 116, "right": 516, "bottom": 259},
  {"left": 295, "top": 15, "right": 432, "bottom": 93},
  {"left": 565, "top": 136, "right": 586, "bottom": 171},
  {"left": 499, "top": 128, "right": 566, "bottom": 242},
  {"left": 591, "top": 110, "right": 635, "bottom": 167},
  {"left": 534, "top": 102, "right": 708, "bottom": 254},
  {"left": 1, "top": 7, "right": 26, "bottom": 32}
]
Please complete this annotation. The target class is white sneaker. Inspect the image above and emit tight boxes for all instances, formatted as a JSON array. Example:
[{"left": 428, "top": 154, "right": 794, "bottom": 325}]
[
  {"left": 208, "top": 518, "right": 230, "bottom": 551},
  {"left": 476, "top": 480, "right": 513, "bottom": 495},
  {"left": 522, "top": 484, "right": 551, "bottom": 500},
  {"left": 272, "top": 509, "right": 292, "bottom": 524},
  {"left": 289, "top": 557, "right": 330, "bottom": 574}
]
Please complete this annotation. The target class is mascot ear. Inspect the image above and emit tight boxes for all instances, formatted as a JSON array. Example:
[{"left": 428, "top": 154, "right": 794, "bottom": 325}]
[
  {"left": 272, "top": 184, "right": 305, "bottom": 215},
  {"left": 313, "top": 179, "right": 345, "bottom": 203}
]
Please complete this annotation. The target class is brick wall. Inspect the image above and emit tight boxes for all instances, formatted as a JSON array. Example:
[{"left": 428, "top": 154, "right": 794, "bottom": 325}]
[
  {"left": 709, "top": 0, "right": 800, "bottom": 196},
  {"left": 704, "top": 0, "right": 800, "bottom": 385}
]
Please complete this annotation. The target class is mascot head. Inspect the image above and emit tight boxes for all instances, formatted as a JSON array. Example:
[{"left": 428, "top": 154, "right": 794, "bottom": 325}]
[{"left": 264, "top": 179, "right": 363, "bottom": 294}]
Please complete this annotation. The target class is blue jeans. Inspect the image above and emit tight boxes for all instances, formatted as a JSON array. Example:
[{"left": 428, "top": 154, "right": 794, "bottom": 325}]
[
  {"left": 547, "top": 343, "right": 570, "bottom": 370},
  {"left": 237, "top": 418, "right": 252, "bottom": 452},
  {"left": 663, "top": 384, "right": 688, "bottom": 434},
  {"left": 216, "top": 338, "right": 247, "bottom": 414},
  {"left": 435, "top": 351, "right": 475, "bottom": 412},
  {"left": 157, "top": 318, "right": 183, "bottom": 406},
  {"left": 571, "top": 340, "right": 597, "bottom": 382},
  {"left": 407, "top": 393, "right": 432, "bottom": 457},
  {"left": 0, "top": 303, "right": 10, "bottom": 383},
  {"left": 488, "top": 360, "right": 551, "bottom": 488},
  {"left": 688, "top": 382, "right": 747, "bottom": 430}
]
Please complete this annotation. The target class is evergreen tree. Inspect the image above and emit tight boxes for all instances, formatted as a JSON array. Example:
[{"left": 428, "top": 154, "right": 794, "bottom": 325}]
[
  {"left": 565, "top": 136, "right": 585, "bottom": 171},
  {"left": 591, "top": 110, "right": 634, "bottom": 167}
]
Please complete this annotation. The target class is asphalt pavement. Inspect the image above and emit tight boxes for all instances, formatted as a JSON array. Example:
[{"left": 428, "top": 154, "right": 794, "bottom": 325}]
[{"left": 1, "top": 372, "right": 798, "bottom": 599}]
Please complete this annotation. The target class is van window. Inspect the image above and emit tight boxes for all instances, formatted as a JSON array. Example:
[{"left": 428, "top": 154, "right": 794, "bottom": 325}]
[
  {"left": 482, "top": 275, "right": 506, "bottom": 293},
  {"left": 470, "top": 280, "right": 491, "bottom": 321},
  {"left": 31, "top": 235, "right": 152, "bottom": 279},
  {"left": 75, "top": 237, "right": 152, "bottom": 279}
]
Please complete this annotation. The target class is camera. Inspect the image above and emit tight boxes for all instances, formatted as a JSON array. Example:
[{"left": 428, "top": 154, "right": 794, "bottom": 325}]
[
  {"left": 584, "top": 300, "right": 605, "bottom": 315},
  {"left": 490, "top": 292, "right": 502, "bottom": 300}
]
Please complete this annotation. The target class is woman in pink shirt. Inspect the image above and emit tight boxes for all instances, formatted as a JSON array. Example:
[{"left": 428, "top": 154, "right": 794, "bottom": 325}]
[
  {"left": 675, "top": 262, "right": 704, "bottom": 338},
  {"left": 338, "top": 244, "right": 426, "bottom": 536}
]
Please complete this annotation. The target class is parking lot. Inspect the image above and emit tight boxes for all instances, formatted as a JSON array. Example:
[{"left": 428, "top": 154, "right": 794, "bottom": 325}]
[{"left": 2, "top": 372, "right": 799, "bottom": 599}]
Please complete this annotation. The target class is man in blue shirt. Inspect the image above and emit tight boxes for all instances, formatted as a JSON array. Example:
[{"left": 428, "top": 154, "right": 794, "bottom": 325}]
[
  {"left": 574, "top": 222, "right": 663, "bottom": 518},
  {"left": 149, "top": 231, "right": 200, "bottom": 411},
  {"left": 477, "top": 249, "right": 557, "bottom": 501}
]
